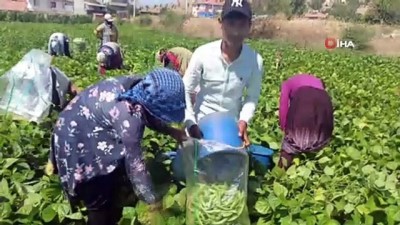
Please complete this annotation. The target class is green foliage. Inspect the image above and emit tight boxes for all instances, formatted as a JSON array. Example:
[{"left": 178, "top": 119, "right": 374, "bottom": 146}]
[
  {"left": 265, "top": 0, "right": 292, "bottom": 17},
  {"left": 0, "top": 11, "right": 92, "bottom": 24},
  {"left": 252, "top": 0, "right": 268, "bottom": 15},
  {"left": 329, "top": 0, "right": 400, "bottom": 25},
  {"left": 341, "top": 25, "right": 374, "bottom": 50},
  {"left": 138, "top": 15, "right": 153, "bottom": 26},
  {"left": 308, "top": 0, "right": 324, "bottom": 10},
  {"left": 258, "top": 0, "right": 305, "bottom": 17},
  {"left": 159, "top": 11, "right": 187, "bottom": 32},
  {"left": 290, "top": 0, "right": 307, "bottom": 16},
  {"left": 364, "top": 0, "right": 400, "bottom": 25},
  {"left": 0, "top": 22, "right": 400, "bottom": 225},
  {"left": 254, "top": 0, "right": 400, "bottom": 25},
  {"left": 329, "top": 0, "right": 361, "bottom": 22}
]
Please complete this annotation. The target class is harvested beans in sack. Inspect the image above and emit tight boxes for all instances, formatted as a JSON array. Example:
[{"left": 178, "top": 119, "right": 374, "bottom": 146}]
[
  {"left": 181, "top": 139, "right": 250, "bottom": 225},
  {"left": 187, "top": 183, "right": 247, "bottom": 225}
]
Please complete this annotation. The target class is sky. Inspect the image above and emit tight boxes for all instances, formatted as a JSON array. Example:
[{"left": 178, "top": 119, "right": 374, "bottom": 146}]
[{"left": 136, "top": 0, "right": 177, "bottom": 7}]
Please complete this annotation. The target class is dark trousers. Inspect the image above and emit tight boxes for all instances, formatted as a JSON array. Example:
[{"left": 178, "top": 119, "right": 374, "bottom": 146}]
[{"left": 70, "top": 167, "right": 135, "bottom": 225}]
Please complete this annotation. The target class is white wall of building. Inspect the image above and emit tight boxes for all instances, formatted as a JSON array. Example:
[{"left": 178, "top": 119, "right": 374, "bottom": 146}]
[
  {"left": 136, "top": 0, "right": 176, "bottom": 8},
  {"left": 27, "top": 0, "right": 73, "bottom": 14},
  {"left": 74, "top": 0, "right": 87, "bottom": 14}
]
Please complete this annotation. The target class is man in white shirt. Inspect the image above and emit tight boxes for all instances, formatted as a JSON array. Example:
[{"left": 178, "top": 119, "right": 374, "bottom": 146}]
[{"left": 183, "top": 0, "right": 263, "bottom": 146}]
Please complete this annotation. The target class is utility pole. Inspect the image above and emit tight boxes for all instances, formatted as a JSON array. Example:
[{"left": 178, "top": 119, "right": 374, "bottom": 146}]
[
  {"left": 133, "top": 0, "right": 136, "bottom": 17},
  {"left": 185, "top": 0, "right": 188, "bottom": 14}
]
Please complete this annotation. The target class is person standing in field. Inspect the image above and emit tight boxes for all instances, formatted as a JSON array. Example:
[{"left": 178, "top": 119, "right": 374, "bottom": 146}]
[
  {"left": 278, "top": 74, "right": 334, "bottom": 169},
  {"left": 94, "top": 13, "right": 118, "bottom": 46},
  {"left": 48, "top": 32, "right": 71, "bottom": 57},
  {"left": 48, "top": 68, "right": 187, "bottom": 225},
  {"left": 97, "top": 42, "right": 124, "bottom": 75},
  {"left": 183, "top": 0, "right": 263, "bottom": 146},
  {"left": 156, "top": 47, "right": 193, "bottom": 77}
]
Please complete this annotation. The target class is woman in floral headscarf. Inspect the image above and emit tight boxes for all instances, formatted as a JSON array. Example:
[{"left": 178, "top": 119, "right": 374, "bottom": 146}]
[{"left": 48, "top": 68, "right": 186, "bottom": 225}]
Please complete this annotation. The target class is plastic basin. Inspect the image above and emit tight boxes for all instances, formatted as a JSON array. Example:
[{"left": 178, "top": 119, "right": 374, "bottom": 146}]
[
  {"left": 165, "top": 144, "right": 274, "bottom": 182},
  {"left": 162, "top": 151, "right": 184, "bottom": 181},
  {"left": 248, "top": 144, "right": 274, "bottom": 169},
  {"left": 198, "top": 112, "right": 242, "bottom": 147},
  {"left": 165, "top": 147, "right": 247, "bottom": 182}
]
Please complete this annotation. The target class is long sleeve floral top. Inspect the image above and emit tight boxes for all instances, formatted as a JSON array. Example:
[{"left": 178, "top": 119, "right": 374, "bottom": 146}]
[{"left": 50, "top": 76, "right": 159, "bottom": 204}]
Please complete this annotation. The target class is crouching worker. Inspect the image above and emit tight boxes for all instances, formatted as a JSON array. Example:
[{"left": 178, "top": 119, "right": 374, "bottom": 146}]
[
  {"left": 157, "top": 47, "right": 198, "bottom": 103},
  {"left": 48, "top": 32, "right": 71, "bottom": 57},
  {"left": 156, "top": 47, "right": 192, "bottom": 77},
  {"left": 0, "top": 49, "right": 79, "bottom": 123},
  {"left": 49, "top": 66, "right": 80, "bottom": 112},
  {"left": 97, "top": 42, "right": 123, "bottom": 75},
  {"left": 48, "top": 68, "right": 186, "bottom": 225},
  {"left": 278, "top": 74, "right": 334, "bottom": 169}
]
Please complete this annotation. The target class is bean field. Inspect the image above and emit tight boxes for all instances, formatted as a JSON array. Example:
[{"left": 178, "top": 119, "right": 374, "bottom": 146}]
[{"left": 0, "top": 22, "right": 399, "bottom": 225}]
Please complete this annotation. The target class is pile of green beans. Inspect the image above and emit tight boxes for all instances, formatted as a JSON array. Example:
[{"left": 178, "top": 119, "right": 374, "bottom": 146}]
[{"left": 188, "top": 183, "right": 246, "bottom": 225}]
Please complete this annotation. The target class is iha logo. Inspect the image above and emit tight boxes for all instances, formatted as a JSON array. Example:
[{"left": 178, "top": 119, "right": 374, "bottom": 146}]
[{"left": 325, "top": 37, "right": 355, "bottom": 49}]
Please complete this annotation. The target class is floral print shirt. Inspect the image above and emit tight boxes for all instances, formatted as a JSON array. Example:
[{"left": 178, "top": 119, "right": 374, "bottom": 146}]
[{"left": 50, "top": 76, "right": 159, "bottom": 204}]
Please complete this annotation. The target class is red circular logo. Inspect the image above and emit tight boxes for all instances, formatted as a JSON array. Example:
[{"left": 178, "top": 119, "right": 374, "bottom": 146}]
[{"left": 324, "top": 38, "right": 336, "bottom": 49}]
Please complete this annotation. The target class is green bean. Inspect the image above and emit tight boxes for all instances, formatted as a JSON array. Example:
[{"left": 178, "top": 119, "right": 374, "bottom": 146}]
[{"left": 187, "top": 183, "right": 246, "bottom": 225}]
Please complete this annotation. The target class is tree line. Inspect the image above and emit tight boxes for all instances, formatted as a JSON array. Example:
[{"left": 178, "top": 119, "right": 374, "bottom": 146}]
[{"left": 251, "top": 0, "right": 400, "bottom": 25}]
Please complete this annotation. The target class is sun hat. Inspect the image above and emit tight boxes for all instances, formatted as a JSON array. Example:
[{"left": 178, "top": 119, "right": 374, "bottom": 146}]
[
  {"left": 104, "top": 13, "right": 114, "bottom": 22},
  {"left": 117, "top": 68, "right": 186, "bottom": 123},
  {"left": 96, "top": 52, "right": 107, "bottom": 63},
  {"left": 221, "top": 0, "right": 252, "bottom": 19}
]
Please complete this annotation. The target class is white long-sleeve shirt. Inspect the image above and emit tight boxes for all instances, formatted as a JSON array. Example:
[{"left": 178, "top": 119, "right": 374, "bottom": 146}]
[{"left": 183, "top": 39, "right": 264, "bottom": 129}]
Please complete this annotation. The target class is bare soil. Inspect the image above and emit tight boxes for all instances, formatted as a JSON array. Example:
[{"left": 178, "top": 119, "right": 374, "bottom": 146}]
[
  {"left": 180, "top": 17, "right": 400, "bottom": 57},
  {"left": 138, "top": 13, "right": 400, "bottom": 56}
]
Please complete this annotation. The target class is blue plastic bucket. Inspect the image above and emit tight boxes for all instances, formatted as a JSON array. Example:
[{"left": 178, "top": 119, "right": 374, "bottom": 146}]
[
  {"left": 163, "top": 151, "right": 185, "bottom": 182},
  {"left": 198, "top": 112, "right": 242, "bottom": 147},
  {"left": 248, "top": 144, "right": 274, "bottom": 169},
  {"left": 165, "top": 145, "right": 247, "bottom": 182}
]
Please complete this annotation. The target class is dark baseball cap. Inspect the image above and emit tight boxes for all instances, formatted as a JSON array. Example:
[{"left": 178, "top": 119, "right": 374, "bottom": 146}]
[{"left": 221, "top": 0, "right": 252, "bottom": 19}]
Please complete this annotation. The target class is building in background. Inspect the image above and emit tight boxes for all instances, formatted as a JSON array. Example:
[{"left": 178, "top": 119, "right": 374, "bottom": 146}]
[
  {"left": 101, "top": 0, "right": 129, "bottom": 19},
  {"left": 25, "top": 0, "right": 74, "bottom": 14},
  {"left": 101, "top": 0, "right": 129, "bottom": 13},
  {"left": 0, "top": 0, "right": 109, "bottom": 16},
  {"left": 192, "top": 0, "right": 223, "bottom": 18},
  {"left": 0, "top": 0, "right": 27, "bottom": 12},
  {"left": 137, "top": 0, "right": 176, "bottom": 9},
  {"left": 74, "top": 0, "right": 107, "bottom": 15},
  {"left": 27, "top": 0, "right": 107, "bottom": 16},
  {"left": 73, "top": 0, "right": 86, "bottom": 14}
]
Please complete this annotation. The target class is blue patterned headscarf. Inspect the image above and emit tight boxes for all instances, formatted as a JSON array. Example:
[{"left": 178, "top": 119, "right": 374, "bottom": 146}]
[{"left": 117, "top": 68, "right": 186, "bottom": 123}]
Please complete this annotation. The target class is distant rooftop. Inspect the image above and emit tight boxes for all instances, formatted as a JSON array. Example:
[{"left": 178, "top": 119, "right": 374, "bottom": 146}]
[
  {"left": 0, "top": 0, "right": 27, "bottom": 12},
  {"left": 194, "top": 1, "right": 224, "bottom": 6}
]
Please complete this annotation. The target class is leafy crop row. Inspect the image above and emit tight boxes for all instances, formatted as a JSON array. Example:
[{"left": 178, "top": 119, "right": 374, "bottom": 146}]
[
  {"left": 0, "top": 11, "right": 92, "bottom": 24},
  {"left": 0, "top": 22, "right": 399, "bottom": 225}
]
